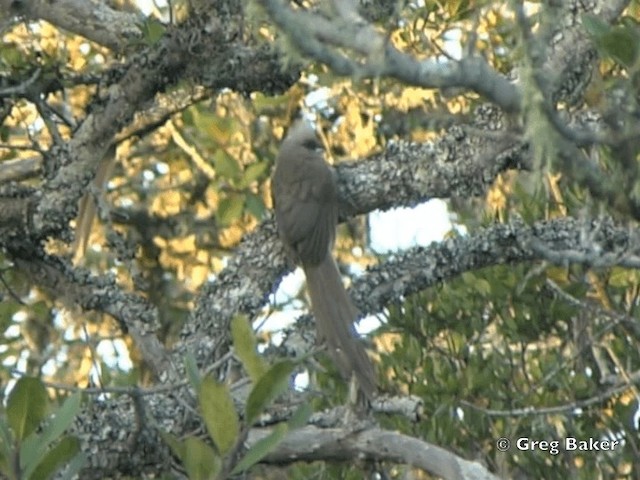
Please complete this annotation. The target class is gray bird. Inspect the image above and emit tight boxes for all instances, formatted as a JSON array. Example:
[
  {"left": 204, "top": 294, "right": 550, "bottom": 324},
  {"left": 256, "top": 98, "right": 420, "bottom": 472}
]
[{"left": 271, "top": 120, "right": 376, "bottom": 399}]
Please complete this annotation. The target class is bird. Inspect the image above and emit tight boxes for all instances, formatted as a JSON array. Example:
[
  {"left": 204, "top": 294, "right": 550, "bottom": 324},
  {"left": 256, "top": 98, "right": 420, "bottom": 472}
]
[{"left": 271, "top": 119, "right": 376, "bottom": 399}]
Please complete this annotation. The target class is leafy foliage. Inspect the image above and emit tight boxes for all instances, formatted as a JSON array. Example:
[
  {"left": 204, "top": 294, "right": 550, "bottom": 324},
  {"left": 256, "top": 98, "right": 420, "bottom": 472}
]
[
  {"left": 0, "top": 378, "right": 85, "bottom": 480},
  {"left": 163, "top": 321, "right": 306, "bottom": 479}
]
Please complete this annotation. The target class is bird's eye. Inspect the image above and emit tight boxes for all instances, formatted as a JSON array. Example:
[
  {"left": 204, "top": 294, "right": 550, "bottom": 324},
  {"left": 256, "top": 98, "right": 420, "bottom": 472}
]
[{"left": 303, "top": 139, "right": 323, "bottom": 151}]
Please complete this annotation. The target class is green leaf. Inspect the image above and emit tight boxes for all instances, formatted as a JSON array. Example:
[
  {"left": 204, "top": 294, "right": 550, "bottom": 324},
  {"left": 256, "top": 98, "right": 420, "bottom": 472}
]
[
  {"left": 245, "top": 192, "right": 266, "bottom": 220},
  {"left": 0, "top": 415, "right": 13, "bottom": 445},
  {"left": 583, "top": 14, "right": 640, "bottom": 67},
  {"left": 472, "top": 278, "right": 491, "bottom": 296},
  {"left": 0, "top": 125, "right": 9, "bottom": 142},
  {"left": 582, "top": 14, "right": 610, "bottom": 38},
  {"left": 21, "top": 392, "right": 82, "bottom": 477},
  {"left": 230, "top": 423, "right": 288, "bottom": 475},
  {"left": 217, "top": 194, "right": 245, "bottom": 226},
  {"left": 0, "top": 297, "right": 19, "bottom": 319},
  {"left": 7, "top": 377, "right": 48, "bottom": 441},
  {"left": 182, "top": 437, "right": 220, "bottom": 480},
  {"left": 252, "top": 92, "right": 291, "bottom": 114},
  {"left": 27, "top": 436, "right": 80, "bottom": 480},
  {"left": 159, "top": 431, "right": 184, "bottom": 459},
  {"left": 184, "top": 352, "right": 202, "bottom": 391},
  {"left": 242, "top": 161, "right": 270, "bottom": 185},
  {"left": 204, "top": 116, "right": 236, "bottom": 145},
  {"left": 198, "top": 377, "right": 239, "bottom": 455},
  {"left": 0, "top": 456, "right": 8, "bottom": 478},
  {"left": 0, "top": 43, "right": 24, "bottom": 68},
  {"left": 56, "top": 450, "right": 87, "bottom": 480},
  {"left": 0, "top": 418, "right": 13, "bottom": 477},
  {"left": 213, "top": 149, "right": 242, "bottom": 180},
  {"left": 140, "top": 18, "right": 166, "bottom": 46},
  {"left": 30, "top": 301, "right": 49, "bottom": 319},
  {"left": 182, "top": 107, "right": 194, "bottom": 126},
  {"left": 287, "top": 403, "right": 312, "bottom": 430},
  {"left": 159, "top": 432, "right": 220, "bottom": 480},
  {"left": 599, "top": 27, "right": 640, "bottom": 68},
  {"left": 245, "top": 361, "right": 295, "bottom": 424},
  {"left": 230, "top": 315, "right": 267, "bottom": 382}
]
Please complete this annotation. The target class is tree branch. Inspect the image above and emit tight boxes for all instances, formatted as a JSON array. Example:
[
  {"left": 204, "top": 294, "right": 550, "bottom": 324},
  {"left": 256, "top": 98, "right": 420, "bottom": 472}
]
[
  {"left": 352, "top": 216, "right": 637, "bottom": 314},
  {"left": 258, "top": 0, "right": 521, "bottom": 112},
  {"left": 11, "top": 255, "right": 172, "bottom": 379},
  {"left": 252, "top": 426, "right": 500, "bottom": 480},
  {"left": 0, "top": 0, "right": 142, "bottom": 51}
]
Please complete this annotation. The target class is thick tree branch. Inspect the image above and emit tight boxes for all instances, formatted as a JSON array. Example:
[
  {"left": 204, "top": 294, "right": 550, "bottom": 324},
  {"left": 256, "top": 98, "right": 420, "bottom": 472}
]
[
  {"left": 0, "top": 19, "right": 297, "bottom": 243},
  {"left": 0, "top": 0, "right": 143, "bottom": 51},
  {"left": 190, "top": 214, "right": 638, "bottom": 363},
  {"left": 259, "top": 0, "right": 521, "bottom": 112},
  {"left": 352, "top": 216, "right": 636, "bottom": 314},
  {"left": 11, "top": 255, "right": 172, "bottom": 379},
  {"left": 252, "top": 426, "right": 500, "bottom": 480},
  {"left": 70, "top": 386, "right": 489, "bottom": 480}
]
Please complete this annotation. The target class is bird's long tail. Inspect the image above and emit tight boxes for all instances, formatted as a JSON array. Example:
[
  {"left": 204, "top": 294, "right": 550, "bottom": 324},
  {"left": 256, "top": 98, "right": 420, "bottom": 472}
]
[{"left": 304, "top": 257, "right": 376, "bottom": 399}]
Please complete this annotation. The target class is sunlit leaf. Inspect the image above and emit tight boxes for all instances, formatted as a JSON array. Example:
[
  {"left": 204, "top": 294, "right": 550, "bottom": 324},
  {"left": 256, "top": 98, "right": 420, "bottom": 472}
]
[
  {"left": 21, "top": 392, "right": 82, "bottom": 476},
  {"left": 213, "top": 149, "right": 242, "bottom": 180},
  {"left": 159, "top": 431, "right": 184, "bottom": 459},
  {"left": 242, "top": 160, "right": 270, "bottom": 186},
  {"left": 199, "top": 377, "right": 239, "bottom": 455},
  {"left": 184, "top": 352, "right": 202, "bottom": 391},
  {"left": 0, "top": 43, "right": 24, "bottom": 68},
  {"left": 217, "top": 194, "right": 245, "bottom": 226},
  {"left": 7, "top": 377, "right": 48, "bottom": 441},
  {"left": 28, "top": 436, "right": 80, "bottom": 480},
  {"left": 245, "top": 192, "right": 266, "bottom": 220},
  {"left": 202, "top": 115, "right": 236, "bottom": 145},
  {"left": 245, "top": 361, "right": 294, "bottom": 424},
  {"left": 182, "top": 437, "right": 220, "bottom": 480},
  {"left": 230, "top": 423, "right": 287, "bottom": 475},
  {"left": 140, "top": 18, "right": 166, "bottom": 46},
  {"left": 252, "top": 92, "right": 291, "bottom": 114},
  {"left": 230, "top": 315, "right": 267, "bottom": 382}
]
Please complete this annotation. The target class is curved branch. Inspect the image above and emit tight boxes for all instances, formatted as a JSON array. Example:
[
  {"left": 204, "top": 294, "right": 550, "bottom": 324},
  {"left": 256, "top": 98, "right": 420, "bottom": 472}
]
[
  {"left": 251, "top": 426, "right": 500, "bottom": 480},
  {"left": 190, "top": 214, "right": 638, "bottom": 356},
  {"left": 0, "top": 0, "right": 143, "bottom": 51},
  {"left": 12, "top": 255, "right": 172, "bottom": 379},
  {"left": 352, "top": 217, "right": 636, "bottom": 314},
  {"left": 258, "top": 0, "right": 521, "bottom": 112},
  {"left": 69, "top": 386, "right": 487, "bottom": 480}
]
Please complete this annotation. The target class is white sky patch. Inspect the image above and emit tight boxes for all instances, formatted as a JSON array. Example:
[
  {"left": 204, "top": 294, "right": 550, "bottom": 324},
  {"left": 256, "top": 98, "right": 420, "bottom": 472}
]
[
  {"left": 369, "top": 199, "right": 453, "bottom": 253},
  {"left": 97, "top": 339, "right": 133, "bottom": 371},
  {"left": 442, "top": 28, "right": 463, "bottom": 60},
  {"left": 304, "top": 87, "right": 333, "bottom": 112},
  {"left": 136, "top": 0, "right": 167, "bottom": 16},
  {"left": 155, "top": 161, "right": 169, "bottom": 175},
  {"left": 272, "top": 268, "right": 306, "bottom": 306}
]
